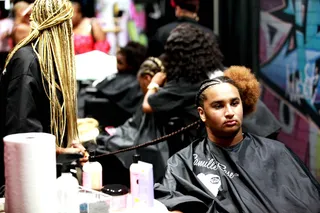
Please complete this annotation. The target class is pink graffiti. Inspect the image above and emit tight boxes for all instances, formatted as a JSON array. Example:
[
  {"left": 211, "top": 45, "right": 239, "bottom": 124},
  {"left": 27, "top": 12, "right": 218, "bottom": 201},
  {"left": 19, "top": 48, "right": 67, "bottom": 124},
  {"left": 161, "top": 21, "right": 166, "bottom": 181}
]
[{"left": 261, "top": 87, "right": 309, "bottom": 165}]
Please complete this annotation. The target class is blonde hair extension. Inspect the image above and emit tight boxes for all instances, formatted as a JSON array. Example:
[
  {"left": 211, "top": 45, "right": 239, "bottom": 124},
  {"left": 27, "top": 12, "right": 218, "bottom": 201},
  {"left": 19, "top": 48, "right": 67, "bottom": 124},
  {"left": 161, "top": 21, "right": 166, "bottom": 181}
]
[{"left": 4, "top": 0, "right": 78, "bottom": 147}]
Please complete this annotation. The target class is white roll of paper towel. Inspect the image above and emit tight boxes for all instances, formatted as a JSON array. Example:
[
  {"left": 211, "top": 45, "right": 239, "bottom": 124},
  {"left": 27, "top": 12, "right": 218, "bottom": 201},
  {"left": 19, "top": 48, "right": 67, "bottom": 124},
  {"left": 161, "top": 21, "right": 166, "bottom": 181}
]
[{"left": 3, "top": 132, "right": 57, "bottom": 213}]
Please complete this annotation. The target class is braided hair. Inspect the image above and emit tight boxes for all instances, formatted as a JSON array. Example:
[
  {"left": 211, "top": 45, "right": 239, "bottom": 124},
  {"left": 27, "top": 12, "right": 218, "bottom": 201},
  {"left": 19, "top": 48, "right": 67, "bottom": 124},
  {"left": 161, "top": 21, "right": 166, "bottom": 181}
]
[
  {"left": 4, "top": 0, "right": 78, "bottom": 147},
  {"left": 196, "top": 66, "right": 261, "bottom": 116},
  {"left": 137, "top": 57, "right": 164, "bottom": 77}
]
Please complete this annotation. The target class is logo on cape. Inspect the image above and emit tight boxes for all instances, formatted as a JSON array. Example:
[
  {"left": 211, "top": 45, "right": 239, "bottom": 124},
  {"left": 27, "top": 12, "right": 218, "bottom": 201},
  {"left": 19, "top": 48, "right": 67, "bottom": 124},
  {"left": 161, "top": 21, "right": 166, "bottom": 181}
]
[
  {"left": 197, "top": 173, "right": 221, "bottom": 197},
  {"left": 193, "top": 154, "right": 239, "bottom": 178}
]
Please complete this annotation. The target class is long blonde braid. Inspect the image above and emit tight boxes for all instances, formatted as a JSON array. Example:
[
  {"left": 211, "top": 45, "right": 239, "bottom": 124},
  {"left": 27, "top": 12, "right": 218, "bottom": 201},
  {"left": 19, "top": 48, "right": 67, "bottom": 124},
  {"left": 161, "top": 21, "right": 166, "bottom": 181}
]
[{"left": 4, "top": 0, "right": 78, "bottom": 147}]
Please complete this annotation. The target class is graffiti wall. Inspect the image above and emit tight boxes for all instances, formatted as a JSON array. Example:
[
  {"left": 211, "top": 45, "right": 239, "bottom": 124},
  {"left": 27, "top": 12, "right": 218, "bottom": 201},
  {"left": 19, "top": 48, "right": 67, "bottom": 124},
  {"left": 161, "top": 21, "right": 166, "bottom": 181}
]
[{"left": 259, "top": 0, "right": 320, "bottom": 180}]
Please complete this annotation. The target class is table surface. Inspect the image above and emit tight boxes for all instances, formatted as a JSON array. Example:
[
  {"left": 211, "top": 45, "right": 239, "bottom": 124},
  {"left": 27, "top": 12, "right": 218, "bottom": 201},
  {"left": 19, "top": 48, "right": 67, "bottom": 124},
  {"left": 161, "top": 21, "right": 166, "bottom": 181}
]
[{"left": 110, "top": 199, "right": 168, "bottom": 213}]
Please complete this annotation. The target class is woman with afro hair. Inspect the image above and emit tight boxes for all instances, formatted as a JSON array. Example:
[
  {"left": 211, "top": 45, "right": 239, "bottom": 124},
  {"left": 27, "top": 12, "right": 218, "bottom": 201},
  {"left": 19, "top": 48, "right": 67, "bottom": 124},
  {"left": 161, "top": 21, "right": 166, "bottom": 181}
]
[{"left": 155, "top": 66, "right": 320, "bottom": 213}]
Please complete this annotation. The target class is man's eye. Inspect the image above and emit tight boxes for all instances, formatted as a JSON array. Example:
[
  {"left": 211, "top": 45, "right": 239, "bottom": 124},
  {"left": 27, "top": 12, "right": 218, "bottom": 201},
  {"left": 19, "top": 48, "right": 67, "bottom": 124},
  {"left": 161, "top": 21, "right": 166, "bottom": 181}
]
[
  {"left": 231, "top": 101, "right": 239, "bottom": 106},
  {"left": 212, "top": 105, "right": 222, "bottom": 109}
]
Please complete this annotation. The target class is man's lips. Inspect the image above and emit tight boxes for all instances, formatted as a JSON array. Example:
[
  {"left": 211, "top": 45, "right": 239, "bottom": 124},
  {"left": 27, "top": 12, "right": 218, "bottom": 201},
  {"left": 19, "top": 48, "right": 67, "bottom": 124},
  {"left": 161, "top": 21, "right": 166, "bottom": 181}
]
[{"left": 224, "top": 120, "right": 237, "bottom": 126}]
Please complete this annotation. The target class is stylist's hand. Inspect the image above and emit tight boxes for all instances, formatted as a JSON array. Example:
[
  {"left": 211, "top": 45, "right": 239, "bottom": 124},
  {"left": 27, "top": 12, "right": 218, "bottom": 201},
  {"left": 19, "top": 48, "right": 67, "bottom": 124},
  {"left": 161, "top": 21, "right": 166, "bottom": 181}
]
[
  {"left": 71, "top": 142, "right": 89, "bottom": 164},
  {"left": 169, "top": 211, "right": 183, "bottom": 213},
  {"left": 56, "top": 146, "right": 83, "bottom": 154},
  {"left": 56, "top": 143, "right": 89, "bottom": 164},
  {"left": 151, "top": 72, "right": 167, "bottom": 86}
]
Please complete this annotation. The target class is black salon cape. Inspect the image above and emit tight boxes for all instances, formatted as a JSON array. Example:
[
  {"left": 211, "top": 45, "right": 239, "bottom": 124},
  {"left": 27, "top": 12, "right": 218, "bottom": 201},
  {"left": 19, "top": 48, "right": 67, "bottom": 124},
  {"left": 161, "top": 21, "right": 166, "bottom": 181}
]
[
  {"left": 0, "top": 45, "right": 55, "bottom": 187},
  {"left": 95, "top": 72, "right": 143, "bottom": 115},
  {"left": 97, "top": 107, "right": 169, "bottom": 182},
  {"left": 148, "top": 78, "right": 202, "bottom": 140},
  {"left": 155, "top": 133, "right": 320, "bottom": 213},
  {"left": 0, "top": 45, "right": 52, "bottom": 140}
]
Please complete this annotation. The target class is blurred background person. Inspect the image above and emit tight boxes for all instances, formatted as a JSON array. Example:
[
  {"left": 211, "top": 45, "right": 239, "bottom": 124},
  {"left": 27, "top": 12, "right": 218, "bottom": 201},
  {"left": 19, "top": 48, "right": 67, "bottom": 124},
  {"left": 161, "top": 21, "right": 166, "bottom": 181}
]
[
  {"left": 71, "top": 0, "right": 110, "bottom": 54},
  {"left": 78, "top": 41, "right": 147, "bottom": 127},
  {"left": 0, "top": 7, "right": 13, "bottom": 72},
  {"left": 148, "top": 0, "right": 215, "bottom": 57},
  {"left": 95, "top": 56, "right": 166, "bottom": 186},
  {"left": 11, "top": 1, "right": 32, "bottom": 46}
]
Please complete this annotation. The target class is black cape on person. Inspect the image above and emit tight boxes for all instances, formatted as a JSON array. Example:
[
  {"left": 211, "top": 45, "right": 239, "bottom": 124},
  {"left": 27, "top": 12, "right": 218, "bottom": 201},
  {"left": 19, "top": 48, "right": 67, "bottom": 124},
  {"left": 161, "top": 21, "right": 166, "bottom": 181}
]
[
  {"left": 0, "top": 44, "right": 63, "bottom": 187},
  {"left": 0, "top": 45, "right": 52, "bottom": 141},
  {"left": 96, "top": 107, "right": 169, "bottom": 183},
  {"left": 80, "top": 72, "right": 144, "bottom": 127},
  {"left": 155, "top": 133, "right": 320, "bottom": 213},
  {"left": 95, "top": 72, "right": 143, "bottom": 115}
]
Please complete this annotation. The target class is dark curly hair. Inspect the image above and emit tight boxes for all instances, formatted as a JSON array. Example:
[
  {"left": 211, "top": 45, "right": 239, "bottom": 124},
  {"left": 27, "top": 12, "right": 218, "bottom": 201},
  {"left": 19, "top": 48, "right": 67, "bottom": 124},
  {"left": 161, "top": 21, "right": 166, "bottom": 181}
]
[
  {"left": 118, "top": 41, "right": 148, "bottom": 74},
  {"left": 164, "top": 23, "right": 224, "bottom": 83},
  {"left": 196, "top": 66, "right": 260, "bottom": 116},
  {"left": 70, "top": 0, "right": 85, "bottom": 14}
]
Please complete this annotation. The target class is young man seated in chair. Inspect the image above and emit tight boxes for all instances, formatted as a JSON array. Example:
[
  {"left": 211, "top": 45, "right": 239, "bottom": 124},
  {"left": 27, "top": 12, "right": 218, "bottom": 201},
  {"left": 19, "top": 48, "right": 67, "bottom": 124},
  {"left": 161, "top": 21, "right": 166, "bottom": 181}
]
[{"left": 155, "top": 66, "right": 320, "bottom": 213}]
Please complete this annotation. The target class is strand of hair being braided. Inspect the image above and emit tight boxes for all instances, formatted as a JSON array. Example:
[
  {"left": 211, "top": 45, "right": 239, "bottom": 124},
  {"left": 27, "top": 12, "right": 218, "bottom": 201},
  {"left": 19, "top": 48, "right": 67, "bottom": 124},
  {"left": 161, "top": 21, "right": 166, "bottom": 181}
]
[
  {"left": 4, "top": 0, "right": 78, "bottom": 147},
  {"left": 94, "top": 120, "right": 201, "bottom": 158}
]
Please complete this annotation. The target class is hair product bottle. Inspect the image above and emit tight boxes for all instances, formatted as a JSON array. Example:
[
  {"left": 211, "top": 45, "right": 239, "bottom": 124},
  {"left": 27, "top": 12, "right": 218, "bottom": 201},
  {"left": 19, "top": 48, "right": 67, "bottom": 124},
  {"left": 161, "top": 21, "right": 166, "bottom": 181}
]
[
  {"left": 57, "top": 162, "right": 79, "bottom": 213},
  {"left": 82, "top": 152, "right": 103, "bottom": 191}
]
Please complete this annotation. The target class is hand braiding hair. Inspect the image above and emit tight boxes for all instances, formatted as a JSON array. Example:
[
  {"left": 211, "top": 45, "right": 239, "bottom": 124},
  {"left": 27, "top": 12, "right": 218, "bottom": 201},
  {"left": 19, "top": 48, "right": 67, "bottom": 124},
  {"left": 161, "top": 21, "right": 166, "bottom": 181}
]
[{"left": 4, "top": 0, "right": 78, "bottom": 148}]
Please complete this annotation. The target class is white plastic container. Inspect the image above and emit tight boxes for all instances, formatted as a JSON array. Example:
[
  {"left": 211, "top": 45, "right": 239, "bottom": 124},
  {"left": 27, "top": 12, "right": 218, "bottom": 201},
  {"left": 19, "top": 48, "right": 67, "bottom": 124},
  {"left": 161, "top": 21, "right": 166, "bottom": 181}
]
[
  {"left": 130, "top": 162, "right": 140, "bottom": 205},
  {"left": 57, "top": 171, "right": 79, "bottom": 213},
  {"left": 82, "top": 161, "right": 103, "bottom": 191},
  {"left": 130, "top": 158, "right": 154, "bottom": 208}
]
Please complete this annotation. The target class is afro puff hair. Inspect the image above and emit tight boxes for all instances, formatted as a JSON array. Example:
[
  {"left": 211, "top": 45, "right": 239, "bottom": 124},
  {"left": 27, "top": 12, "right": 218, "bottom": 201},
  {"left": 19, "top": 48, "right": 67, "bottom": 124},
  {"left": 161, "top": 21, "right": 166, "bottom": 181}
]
[{"left": 224, "top": 66, "right": 261, "bottom": 116}]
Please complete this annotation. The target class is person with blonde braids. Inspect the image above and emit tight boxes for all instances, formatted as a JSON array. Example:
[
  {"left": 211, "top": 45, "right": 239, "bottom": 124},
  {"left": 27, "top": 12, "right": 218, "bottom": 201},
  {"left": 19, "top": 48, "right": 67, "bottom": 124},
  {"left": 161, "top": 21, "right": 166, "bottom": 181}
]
[
  {"left": 0, "top": 0, "right": 86, "bottom": 186},
  {"left": 155, "top": 66, "right": 320, "bottom": 213}
]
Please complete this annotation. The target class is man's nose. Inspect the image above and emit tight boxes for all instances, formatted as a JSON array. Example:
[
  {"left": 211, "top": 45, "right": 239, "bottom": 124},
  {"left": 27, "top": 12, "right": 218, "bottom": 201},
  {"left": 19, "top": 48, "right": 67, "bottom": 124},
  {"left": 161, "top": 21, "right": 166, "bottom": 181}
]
[{"left": 225, "top": 105, "right": 234, "bottom": 118}]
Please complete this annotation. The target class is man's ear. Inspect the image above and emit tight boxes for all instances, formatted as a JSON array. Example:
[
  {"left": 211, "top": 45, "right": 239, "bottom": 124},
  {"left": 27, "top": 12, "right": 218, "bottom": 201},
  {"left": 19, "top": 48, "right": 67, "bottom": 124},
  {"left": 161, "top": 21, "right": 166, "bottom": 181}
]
[{"left": 197, "top": 106, "right": 206, "bottom": 122}]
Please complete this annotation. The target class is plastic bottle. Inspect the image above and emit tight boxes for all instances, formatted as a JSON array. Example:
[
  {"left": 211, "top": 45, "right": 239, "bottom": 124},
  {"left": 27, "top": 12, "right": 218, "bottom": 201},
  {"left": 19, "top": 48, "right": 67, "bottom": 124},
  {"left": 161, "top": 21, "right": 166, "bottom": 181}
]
[
  {"left": 130, "top": 154, "right": 141, "bottom": 206},
  {"left": 135, "top": 161, "right": 154, "bottom": 207},
  {"left": 57, "top": 163, "right": 79, "bottom": 213},
  {"left": 82, "top": 151, "right": 103, "bottom": 190}
]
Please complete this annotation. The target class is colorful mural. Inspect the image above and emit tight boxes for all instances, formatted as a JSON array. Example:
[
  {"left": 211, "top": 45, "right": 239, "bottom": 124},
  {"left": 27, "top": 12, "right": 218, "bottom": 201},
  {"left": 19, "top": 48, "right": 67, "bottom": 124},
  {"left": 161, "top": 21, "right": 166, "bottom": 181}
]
[{"left": 259, "top": 0, "right": 320, "bottom": 180}]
